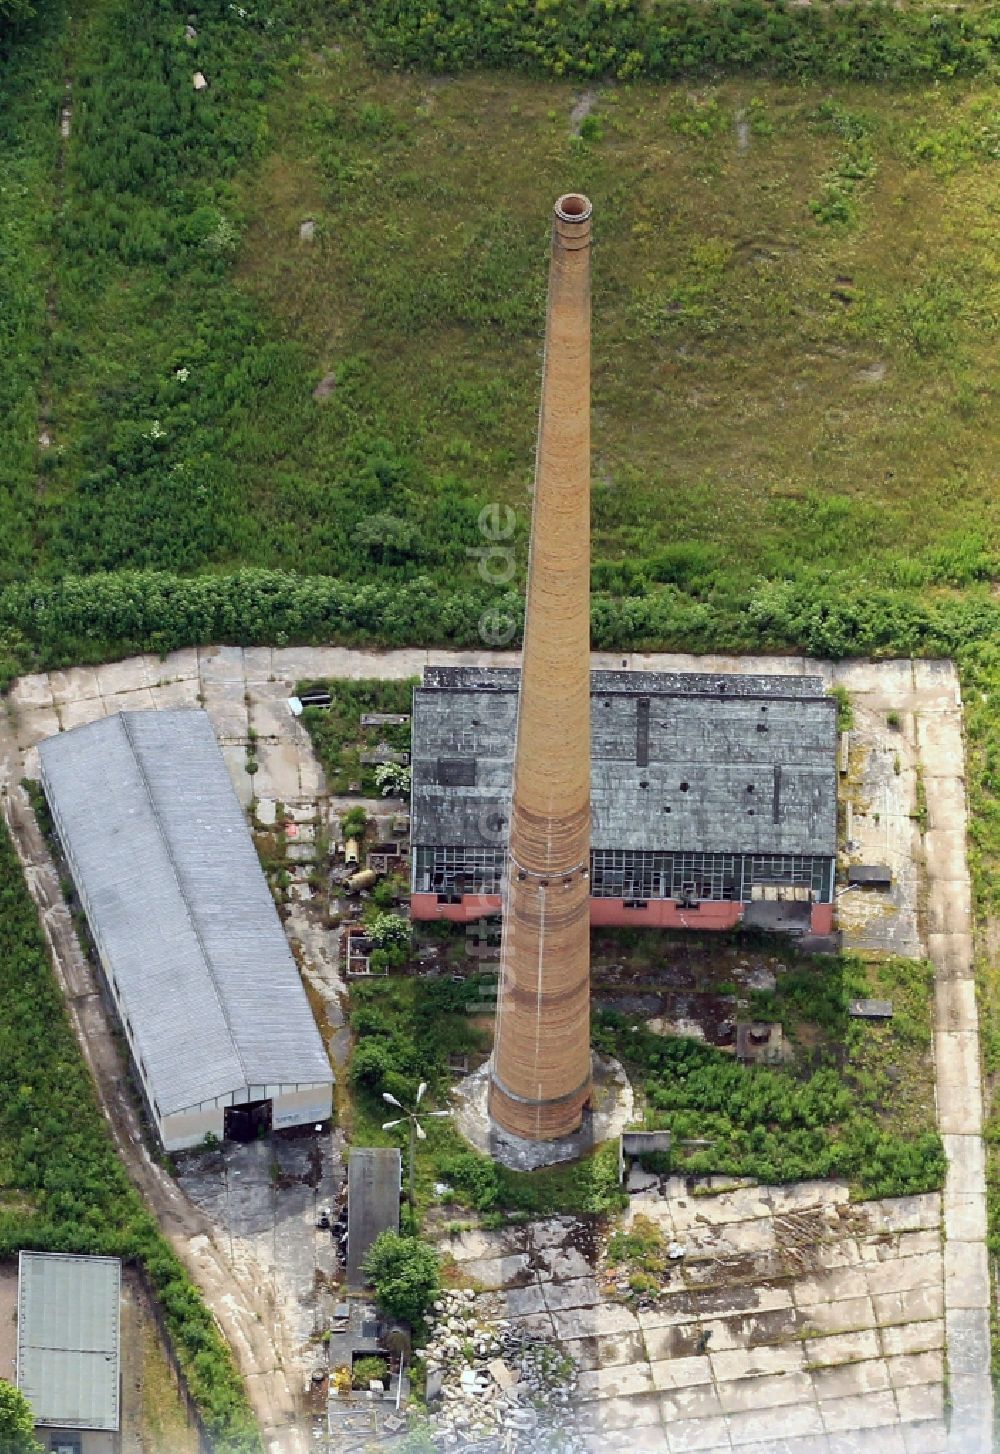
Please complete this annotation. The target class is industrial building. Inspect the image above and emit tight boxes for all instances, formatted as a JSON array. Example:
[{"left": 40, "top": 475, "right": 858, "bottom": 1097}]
[
  {"left": 17, "top": 1251, "right": 121, "bottom": 1454},
  {"left": 410, "top": 666, "right": 837, "bottom": 937},
  {"left": 38, "top": 710, "right": 334, "bottom": 1151}
]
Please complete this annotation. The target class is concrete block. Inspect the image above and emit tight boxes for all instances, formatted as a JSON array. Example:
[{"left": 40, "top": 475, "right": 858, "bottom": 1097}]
[
  {"left": 710, "top": 1344, "right": 804, "bottom": 1382},
  {"left": 658, "top": 1384, "right": 724, "bottom": 1421},
  {"left": 648, "top": 1355, "right": 713, "bottom": 1392},
  {"left": 900, "top": 1420, "right": 949, "bottom": 1454},
  {"left": 932, "top": 1032, "right": 983, "bottom": 1134},
  {"left": 716, "top": 1370, "right": 813, "bottom": 1413},
  {"left": 797, "top": 1296, "right": 875, "bottom": 1336},
  {"left": 664, "top": 1414, "right": 733, "bottom": 1452},
  {"left": 879, "top": 1320, "right": 945, "bottom": 1357},
  {"left": 885, "top": 1350, "right": 944, "bottom": 1389},
  {"left": 819, "top": 1389, "right": 898, "bottom": 1432},
  {"left": 793, "top": 1267, "right": 870, "bottom": 1305},
  {"left": 894, "top": 1383, "right": 944, "bottom": 1424},
  {"left": 198, "top": 644, "right": 245, "bottom": 682},
  {"left": 934, "top": 978, "right": 978, "bottom": 1032},
  {"left": 540, "top": 1276, "right": 602, "bottom": 1312},
  {"left": 943, "top": 1238, "right": 990, "bottom": 1309},
  {"left": 873, "top": 1284, "right": 944, "bottom": 1327},
  {"left": 727, "top": 1401, "right": 824, "bottom": 1445},
  {"left": 57, "top": 696, "right": 109, "bottom": 731},
  {"left": 15, "top": 707, "right": 61, "bottom": 749},
  {"left": 803, "top": 1329, "right": 881, "bottom": 1367},
  {"left": 858, "top": 1195, "right": 940, "bottom": 1235},
  {"left": 48, "top": 666, "right": 100, "bottom": 703},
  {"left": 809, "top": 1359, "right": 890, "bottom": 1401},
  {"left": 945, "top": 1306, "right": 991, "bottom": 1377},
  {"left": 96, "top": 656, "right": 154, "bottom": 694},
  {"left": 865, "top": 1252, "right": 941, "bottom": 1297},
  {"left": 941, "top": 1132, "right": 986, "bottom": 1192}
]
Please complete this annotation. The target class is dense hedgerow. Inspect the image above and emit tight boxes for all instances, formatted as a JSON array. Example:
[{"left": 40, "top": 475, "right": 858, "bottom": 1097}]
[
  {"left": 1, "top": 567, "right": 999, "bottom": 688},
  {"left": 339, "top": 0, "right": 1000, "bottom": 81},
  {"left": 0, "top": 823, "right": 261, "bottom": 1454}
]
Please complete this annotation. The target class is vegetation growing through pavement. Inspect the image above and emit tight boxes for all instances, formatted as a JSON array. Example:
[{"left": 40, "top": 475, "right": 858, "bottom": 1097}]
[
  {"left": 345, "top": 945, "right": 941, "bottom": 1211},
  {"left": 0, "top": 823, "right": 261, "bottom": 1454},
  {"left": 605, "top": 1215, "right": 672, "bottom": 1302},
  {"left": 299, "top": 680, "right": 415, "bottom": 795},
  {"left": 594, "top": 952, "right": 943, "bottom": 1198}
]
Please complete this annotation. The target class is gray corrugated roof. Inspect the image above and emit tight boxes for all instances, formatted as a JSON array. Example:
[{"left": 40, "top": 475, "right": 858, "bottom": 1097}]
[
  {"left": 39, "top": 711, "right": 332, "bottom": 1116},
  {"left": 17, "top": 1252, "right": 121, "bottom": 1431},
  {"left": 411, "top": 669, "right": 837, "bottom": 857}
]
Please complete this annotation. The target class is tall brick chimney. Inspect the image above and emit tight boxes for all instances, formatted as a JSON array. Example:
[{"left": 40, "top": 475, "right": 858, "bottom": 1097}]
[{"left": 488, "top": 194, "right": 593, "bottom": 1141}]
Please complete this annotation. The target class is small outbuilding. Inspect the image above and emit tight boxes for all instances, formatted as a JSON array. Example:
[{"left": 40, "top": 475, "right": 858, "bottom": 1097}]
[
  {"left": 16, "top": 1252, "right": 122, "bottom": 1454},
  {"left": 347, "top": 1147, "right": 402, "bottom": 1288}
]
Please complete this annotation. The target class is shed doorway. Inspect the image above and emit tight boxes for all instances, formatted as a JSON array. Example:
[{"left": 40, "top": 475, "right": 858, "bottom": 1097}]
[{"left": 225, "top": 1099, "right": 272, "bottom": 1142}]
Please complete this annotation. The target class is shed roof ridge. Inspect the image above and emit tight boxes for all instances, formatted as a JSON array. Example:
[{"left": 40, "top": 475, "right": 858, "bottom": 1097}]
[{"left": 118, "top": 711, "right": 251, "bottom": 1096}]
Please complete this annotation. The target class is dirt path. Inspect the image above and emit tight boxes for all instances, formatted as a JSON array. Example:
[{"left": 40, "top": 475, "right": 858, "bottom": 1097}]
[{"left": 1, "top": 785, "right": 309, "bottom": 1454}]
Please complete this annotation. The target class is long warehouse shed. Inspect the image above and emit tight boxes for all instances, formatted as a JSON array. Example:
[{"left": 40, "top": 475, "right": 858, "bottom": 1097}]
[{"left": 39, "top": 710, "right": 333, "bottom": 1151}]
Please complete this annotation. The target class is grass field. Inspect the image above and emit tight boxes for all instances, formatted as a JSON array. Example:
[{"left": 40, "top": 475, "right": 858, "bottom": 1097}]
[
  {"left": 238, "top": 51, "right": 999, "bottom": 590},
  {"left": 1, "top": 0, "right": 997, "bottom": 595}
]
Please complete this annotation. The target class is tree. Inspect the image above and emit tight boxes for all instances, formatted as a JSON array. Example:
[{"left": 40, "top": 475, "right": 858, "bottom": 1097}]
[
  {"left": 0, "top": 1381, "right": 43, "bottom": 1454},
  {"left": 340, "top": 806, "right": 369, "bottom": 840},
  {"left": 0, "top": 0, "right": 35, "bottom": 26},
  {"left": 374, "top": 763, "right": 411, "bottom": 797},
  {"left": 362, "top": 1231, "right": 440, "bottom": 1332},
  {"left": 366, "top": 911, "right": 410, "bottom": 949}
]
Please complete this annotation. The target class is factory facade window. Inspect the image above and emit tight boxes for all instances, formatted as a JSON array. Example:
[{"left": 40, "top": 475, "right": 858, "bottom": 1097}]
[
  {"left": 590, "top": 849, "right": 832, "bottom": 903},
  {"left": 416, "top": 844, "right": 834, "bottom": 904},
  {"left": 415, "top": 845, "right": 506, "bottom": 895}
]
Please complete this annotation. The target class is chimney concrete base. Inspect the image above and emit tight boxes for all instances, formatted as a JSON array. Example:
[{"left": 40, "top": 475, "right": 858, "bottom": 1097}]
[{"left": 452, "top": 1053, "right": 633, "bottom": 1172}]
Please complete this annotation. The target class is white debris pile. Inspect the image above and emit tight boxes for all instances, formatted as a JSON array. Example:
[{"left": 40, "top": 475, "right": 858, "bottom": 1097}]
[{"left": 420, "top": 1290, "right": 583, "bottom": 1452}]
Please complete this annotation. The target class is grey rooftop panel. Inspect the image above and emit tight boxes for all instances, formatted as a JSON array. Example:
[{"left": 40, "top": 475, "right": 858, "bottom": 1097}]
[
  {"left": 347, "top": 1148, "right": 402, "bottom": 1288},
  {"left": 412, "top": 668, "right": 837, "bottom": 858},
  {"left": 38, "top": 710, "right": 332, "bottom": 1116},
  {"left": 17, "top": 1252, "right": 122, "bottom": 1431}
]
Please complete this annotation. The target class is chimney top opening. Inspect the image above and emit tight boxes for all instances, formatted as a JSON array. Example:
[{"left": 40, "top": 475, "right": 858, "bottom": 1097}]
[{"left": 556, "top": 193, "right": 592, "bottom": 223}]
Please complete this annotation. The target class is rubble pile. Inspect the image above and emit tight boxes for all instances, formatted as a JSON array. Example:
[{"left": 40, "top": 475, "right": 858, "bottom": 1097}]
[{"left": 421, "top": 1290, "right": 583, "bottom": 1453}]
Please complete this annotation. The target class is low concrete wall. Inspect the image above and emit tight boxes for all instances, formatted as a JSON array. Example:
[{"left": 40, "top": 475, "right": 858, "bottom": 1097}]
[
  {"left": 272, "top": 1083, "right": 333, "bottom": 1132},
  {"left": 160, "top": 1106, "right": 225, "bottom": 1152},
  {"left": 413, "top": 892, "right": 836, "bottom": 935}
]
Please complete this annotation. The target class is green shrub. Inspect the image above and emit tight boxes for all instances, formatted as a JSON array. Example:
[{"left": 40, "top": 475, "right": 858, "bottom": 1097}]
[
  {"left": 338, "top": 0, "right": 999, "bottom": 81},
  {"left": 352, "top": 1355, "right": 389, "bottom": 1389},
  {"left": 435, "top": 1151, "right": 501, "bottom": 1211},
  {"left": 362, "top": 1231, "right": 441, "bottom": 1332}
]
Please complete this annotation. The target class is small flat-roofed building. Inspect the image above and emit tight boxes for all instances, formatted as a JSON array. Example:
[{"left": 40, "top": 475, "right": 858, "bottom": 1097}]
[
  {"left": 410, "top": 667, "right": 837, "bottom": 934},
  {"left": 347, "top": 1148, "right": 402, "bottom": 1288},
  {"left": 16, "top": 1252, "right": 121, "bottom": 1454},
  {"left": 38, "top": 710, "right": 334, "bottom": 1151}
]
